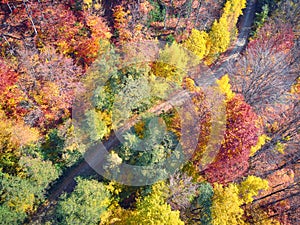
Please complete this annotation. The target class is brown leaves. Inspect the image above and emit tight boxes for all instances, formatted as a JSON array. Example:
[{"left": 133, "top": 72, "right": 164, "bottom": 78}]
[{"left": 17, "top": 46, "right": 82, "bottom": 127}]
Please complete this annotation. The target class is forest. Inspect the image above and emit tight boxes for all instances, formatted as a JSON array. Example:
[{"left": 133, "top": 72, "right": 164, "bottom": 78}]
[{"left": 0, "top": 0, "right": 299, "bottom": 224}]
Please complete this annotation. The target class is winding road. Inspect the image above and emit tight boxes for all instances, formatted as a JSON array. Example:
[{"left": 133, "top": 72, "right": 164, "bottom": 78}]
[{"left": 27, "top": 1, "right": 258, "bottom": 224}]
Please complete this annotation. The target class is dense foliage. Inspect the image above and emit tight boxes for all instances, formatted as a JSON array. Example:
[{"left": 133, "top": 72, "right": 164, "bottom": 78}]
[{"left": 0, "top": 0, "right": 299, "bottom": 224}]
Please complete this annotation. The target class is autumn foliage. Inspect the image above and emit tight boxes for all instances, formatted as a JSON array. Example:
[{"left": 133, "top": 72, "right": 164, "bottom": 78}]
[
  {"left": 0, "top": 60, "right": 23, "bottom": 117},
  {"left": 204, "top": 94, "right": 262, "bottom": 184},
  {"left": 0, "top": 0, "right": 298, "bottom": 224}
]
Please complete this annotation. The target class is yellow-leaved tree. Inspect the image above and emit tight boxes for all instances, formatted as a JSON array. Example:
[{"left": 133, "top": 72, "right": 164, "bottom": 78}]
[
  {"left": 216, "top": 74, "right": 235, "bottom": 101},
  {"left": 100, "top": 182, "right": 184, "bottom": 225},
  {"left": 223, "top": 0, "right": 247, "bottom": 31},
  {"left": 212, "top": 183, "right": 245, "bottom": 225},
  {"left": 184, "top": 29, "right": 209, "bottom": 60},
  {"left": 212, "top": 176, "right": 269, "bottom": 225},
  {"left": 207, "top": 0, "right": 246, "bottom": 63},
  {"left": 238, "top": 175, "right": 269, "bottom": 204},
  {"left": 0, "top": 110, "right": 39, "bottom": 174},
  {"left": 207, "top": 17, "right": 231, "bottom": 58},
  {"left": 184, "top": 0, "right": 247, "bottom": 64},
  {"left": 130, "top": 182, "right": 184, "bottom": 225},
  {"left": 250, "top": 134, "right": 271, "bottom": 156},
  {"left": 152, "top": 42, "right": 189, "bottom": 83}
]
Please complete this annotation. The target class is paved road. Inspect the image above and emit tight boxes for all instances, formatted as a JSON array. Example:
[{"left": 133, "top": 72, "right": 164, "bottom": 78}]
[
  {"left": 27, "top": 1, "right": 258, "bottom": 223},
  {"left": 210, "top": 0, "right": 257, "bottom": 79},
  {"left": 28, "top": 89, "right": 196, "bottom": 224}
]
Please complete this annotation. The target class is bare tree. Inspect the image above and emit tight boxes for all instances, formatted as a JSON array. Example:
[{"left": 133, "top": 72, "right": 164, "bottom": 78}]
[
  {"left": 226, "top": 20, "right": 299, "bottom": 111},
  {"left": 167, "top": 171, "right": 199, "bottom": 211},
  {"left": 251, "top": 98, "right": 300, "bottom": 160},
  {"left": 227, "top": 43, "right": 297, "bottom": 112}
]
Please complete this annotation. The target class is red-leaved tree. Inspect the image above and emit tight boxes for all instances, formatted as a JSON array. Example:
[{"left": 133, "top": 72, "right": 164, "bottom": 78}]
[{"left": 204, "top": 94, "right": 262, "bottom": 184}]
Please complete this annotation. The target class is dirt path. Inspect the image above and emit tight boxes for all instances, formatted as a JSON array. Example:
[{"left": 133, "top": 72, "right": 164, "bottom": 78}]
[{"left": 27, "top": 1, "right": 258, "bottom": 224}]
